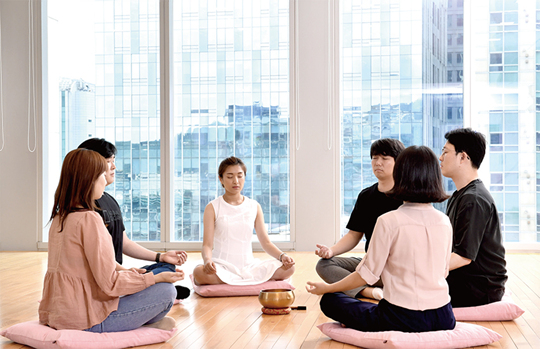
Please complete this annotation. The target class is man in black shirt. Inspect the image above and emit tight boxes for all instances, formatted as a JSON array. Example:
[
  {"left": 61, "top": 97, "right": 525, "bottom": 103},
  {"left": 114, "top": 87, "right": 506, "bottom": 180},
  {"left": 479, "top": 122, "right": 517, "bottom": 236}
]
[
  {"left": 78, "top": 138, "right": 190, "bottom": 299},
  {"left": 315, "top": 138, "right": 404, "bottom": 299},
  {"left": 439, "top": 128, "right": 507, "bottom": 307}
]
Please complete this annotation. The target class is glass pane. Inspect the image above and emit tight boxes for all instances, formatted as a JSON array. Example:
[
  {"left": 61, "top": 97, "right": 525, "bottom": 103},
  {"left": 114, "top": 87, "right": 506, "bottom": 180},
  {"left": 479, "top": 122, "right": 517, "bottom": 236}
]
[
  {"left": 45, "top": 0, "right": 161, "bottom": 242},
  {"left": 490, "top": 0, "right": 503, "bottom": 11},
  {"left": 172, "top": 0, "right": 290, "bottom": 242},
  {"left": 490, "top": 13, "right": 502, "bottom": 24},
  {"left": 505, "top": 113, "right": 518, "bottom": 131},
  {"left": 490, "top": 53, "right": 502, "bottom": 64},
  {"left": 490, "top": 153, "right": 504, "bottom": 171},
  {"left": 492, "top": 173, "right": 503, "bottom": 184},
  {"left": 505, "top": 52, "right": 518, "bottom": 64},
  {"left": 340, "top": 0, "right": 464, "bottom": 235},
  {"left": 504, "top": 0, "right": 518, "bottom": 11},
  {"left": 505, "top": 193, "right": 519, "bottom": 211},
  {"left": 471, "top": 0, "right": 539, "bottom": 245},
  {"left": 505, "top": 173, "right": 519, "bottom": 185}
]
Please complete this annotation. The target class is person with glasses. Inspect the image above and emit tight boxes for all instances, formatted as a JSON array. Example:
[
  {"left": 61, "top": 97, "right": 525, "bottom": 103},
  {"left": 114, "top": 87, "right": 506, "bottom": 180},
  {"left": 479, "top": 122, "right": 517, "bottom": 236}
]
[
  {"left": 78, "top": 138, "right": 191, "bottom": 300},
  {"left": 439, "top": 128, "right": 507, "bottom": 307},
  {"left": 306, "top": 146, "right": 455, "bottom": 333}
]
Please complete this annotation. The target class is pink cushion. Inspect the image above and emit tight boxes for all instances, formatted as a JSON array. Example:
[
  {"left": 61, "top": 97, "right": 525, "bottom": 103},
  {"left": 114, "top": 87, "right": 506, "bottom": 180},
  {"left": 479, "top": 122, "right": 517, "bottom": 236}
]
[
  {"left": 0, "top": 321, "right": 177, "bottom": 349},
  {"left": 453, "top": 293, "right": 524, "bottom": 321},
  {"left": 318, "top": 322, "right": 501, "bottom": 349},
  {"left": 189, "top": 274, "right": 294, "bottom": 297}
]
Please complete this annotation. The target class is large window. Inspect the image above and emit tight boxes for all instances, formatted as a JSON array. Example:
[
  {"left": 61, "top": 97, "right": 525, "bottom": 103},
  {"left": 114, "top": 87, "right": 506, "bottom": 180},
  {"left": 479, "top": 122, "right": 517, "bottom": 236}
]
[
  {"left": 340, "top": 0, "right": 463, "bottom": 235},
  {"left": 44, "top": 0, "right": 289, "bottom": 244},
  {"left": 40, "top": 0, "right": 539, "bottom": 249},
  {"left": 470, "top": 0, "right": 537, "bottom": 244},
  {"left": 172, "top": 0, "right": 290, "bottom": 242},
  {"left": 45, "top": 0, "right": 161, "bottom": 242}
]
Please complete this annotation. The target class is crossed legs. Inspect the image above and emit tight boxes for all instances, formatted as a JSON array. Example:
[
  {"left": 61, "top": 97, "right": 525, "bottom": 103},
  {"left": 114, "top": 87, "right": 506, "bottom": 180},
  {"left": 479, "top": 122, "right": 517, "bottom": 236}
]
[
  {"left": 316, "top": 256, "right": 383, "bottom": 299},
  {"left": 192, "top": 264, "right": 295, "bottom": 285}
]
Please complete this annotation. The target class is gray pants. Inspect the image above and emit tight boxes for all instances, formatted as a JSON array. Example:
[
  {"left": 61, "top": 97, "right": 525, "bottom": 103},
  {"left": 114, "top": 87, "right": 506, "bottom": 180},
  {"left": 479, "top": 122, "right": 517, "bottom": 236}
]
[{"left": 315, "top": 256, "right": 383, "bottom": 298}]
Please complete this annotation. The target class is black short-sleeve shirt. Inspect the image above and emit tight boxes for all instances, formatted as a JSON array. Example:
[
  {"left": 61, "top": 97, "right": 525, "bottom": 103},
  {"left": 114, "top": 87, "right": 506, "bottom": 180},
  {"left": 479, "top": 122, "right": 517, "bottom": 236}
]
[
  {"left": 446, "top": 179, "right": 507, "bottom": 294},
  {"left": 346, "top": 183, "right": 403, "bottom": 252},
  {"left": 95, "top": 191, "right": 125, "bottom": 264}
]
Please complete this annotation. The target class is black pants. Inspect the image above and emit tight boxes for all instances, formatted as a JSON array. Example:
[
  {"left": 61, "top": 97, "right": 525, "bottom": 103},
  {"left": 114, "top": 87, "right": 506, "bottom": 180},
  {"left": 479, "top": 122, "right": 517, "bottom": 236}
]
[
  {"left": 320, "top": 292, "right": 455, "bottom": 333},
  {"left": 447, "top": 273, "right": 504, "bottom": 308}
]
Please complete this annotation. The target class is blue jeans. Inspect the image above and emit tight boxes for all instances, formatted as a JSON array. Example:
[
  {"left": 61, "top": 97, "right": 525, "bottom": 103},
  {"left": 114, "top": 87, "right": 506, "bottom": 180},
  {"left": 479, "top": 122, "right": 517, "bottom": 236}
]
[
  {"left": 84, "top": 282, "right": 176, "bottom": 333},
  {"left": 142, "top": 262, "right": 177, "bottom": 275}
]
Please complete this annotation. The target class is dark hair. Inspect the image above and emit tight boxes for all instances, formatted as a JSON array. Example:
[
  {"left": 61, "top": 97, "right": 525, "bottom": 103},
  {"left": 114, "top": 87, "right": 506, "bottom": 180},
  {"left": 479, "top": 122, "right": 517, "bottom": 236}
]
[
  {"left": 444, "top": 128, "right": 486, "bottom": 169},
  {"left": 78, "top": 138, "right": 117, "bottom": 159},
  {"left": 370, "top": 138, "right": 405, "bottom": 160},
  {"left": 218, "top": 157, "right": 247, "bottom": 178},
  {"left": 387, "top": 145, "right": 449, "bottom": 203},
  {"left": 50, "top": 149, "right": 108, "bottom": 230}
]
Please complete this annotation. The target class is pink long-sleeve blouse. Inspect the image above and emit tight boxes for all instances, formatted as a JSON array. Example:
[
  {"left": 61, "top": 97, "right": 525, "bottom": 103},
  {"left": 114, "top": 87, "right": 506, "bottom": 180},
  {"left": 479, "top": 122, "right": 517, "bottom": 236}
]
[{"left": 39, "top": 210, "right": 155, "bottom": 330}]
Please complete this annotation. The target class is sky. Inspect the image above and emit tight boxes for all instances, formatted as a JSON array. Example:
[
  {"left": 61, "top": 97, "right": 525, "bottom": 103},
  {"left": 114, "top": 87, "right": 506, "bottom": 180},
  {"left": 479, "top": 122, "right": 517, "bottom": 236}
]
[{"left": 48, "top": 0, "right": 96, "bottom": 82}]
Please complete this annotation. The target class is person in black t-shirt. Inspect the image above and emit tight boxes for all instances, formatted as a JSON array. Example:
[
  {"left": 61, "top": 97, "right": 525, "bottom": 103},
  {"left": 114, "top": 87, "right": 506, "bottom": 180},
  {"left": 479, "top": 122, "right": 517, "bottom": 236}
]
[
  {"left": 78, "top": 138, "right": 191, "bottom": 299},
  {"left": 439, "top": 128, "right": 507, "bottom": 307},
  {"left": 315, "top": 138, "right": 404, "bottom": 299}
]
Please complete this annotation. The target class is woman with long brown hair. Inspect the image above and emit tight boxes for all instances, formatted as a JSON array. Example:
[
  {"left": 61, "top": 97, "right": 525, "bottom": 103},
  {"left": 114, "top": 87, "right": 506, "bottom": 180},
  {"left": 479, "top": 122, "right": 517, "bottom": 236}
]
[{"left": 39, "top": 149, "right": 183, "bottom": 332}]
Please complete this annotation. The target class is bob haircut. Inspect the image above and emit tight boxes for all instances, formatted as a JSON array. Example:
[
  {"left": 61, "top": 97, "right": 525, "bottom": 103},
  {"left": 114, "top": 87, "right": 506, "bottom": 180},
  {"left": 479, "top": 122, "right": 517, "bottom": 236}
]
[
  {"left": 387, "top": 145, "right": 449, "bottom": 203},
  {"left": 78, "top": 138, "right": 117, "bottom": 159},
  {"left": 370, "top": 138, "right": 405, "bottom": 160},
  {"left": 50, "top": 148, "right": 108, "bottom": 230},
  {"left": 218, "top": 156, "right": 247, "bottom": 178},
  {"left": 444, "top": 128, "right": 486, "bottom": 169}
]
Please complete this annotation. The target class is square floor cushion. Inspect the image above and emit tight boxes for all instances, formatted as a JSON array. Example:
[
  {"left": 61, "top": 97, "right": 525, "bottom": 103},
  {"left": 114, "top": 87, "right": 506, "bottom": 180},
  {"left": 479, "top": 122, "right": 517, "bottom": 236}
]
[
  {"left": 453, "top": 293, "right": 525, "bottom": 321},
  {"left": 317, "top": 322, "right": 502, "bottom": 349},
  {"left": 189, "top": 274, "right": 294, "bottom": 297},
  {"left": 0, "top": 321, "right": 177, "bottom": 349}
]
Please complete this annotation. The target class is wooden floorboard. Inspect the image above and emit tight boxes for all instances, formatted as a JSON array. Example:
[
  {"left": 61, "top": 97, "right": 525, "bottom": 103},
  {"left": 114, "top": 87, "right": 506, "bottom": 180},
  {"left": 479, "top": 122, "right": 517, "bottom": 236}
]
[{"left": 1, "top": 251, "right": 539, "bottom": 348}]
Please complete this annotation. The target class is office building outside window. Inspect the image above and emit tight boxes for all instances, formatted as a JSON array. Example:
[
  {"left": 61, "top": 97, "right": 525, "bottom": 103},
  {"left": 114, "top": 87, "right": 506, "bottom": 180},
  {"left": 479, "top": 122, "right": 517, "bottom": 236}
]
[
  {"left": 47, "top": 0, "right": 162, "bottom": 242},
  {"left": 340, "top": 0, "right": 463, "bottom": 235},
  {"left": 467, "top": 0, "right": 537, "bottom": 244},
  {"left": 172, "top": 0, "right": 290, "bottom": 242}
]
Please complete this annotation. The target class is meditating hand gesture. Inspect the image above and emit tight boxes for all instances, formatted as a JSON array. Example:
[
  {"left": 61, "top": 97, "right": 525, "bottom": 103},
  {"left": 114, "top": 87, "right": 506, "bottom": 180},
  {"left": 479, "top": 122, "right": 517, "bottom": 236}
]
[
  {"left": 154, "top": 269, "right": 185, "bottom": 283},
  {"left": 306, "top": 281, "right": 331, "bottom": 295},
  {"left": 281, "top": 254, "right": 295, "bottom": 270},
  {"left": 203, "top": 260, "right": 217, "bottom": 274},
  {"left": 161, "top": 250, "right": 188, "bottom": 266},
  {"left": 315, "top": 244, "right": 334, "bottom": 259}
]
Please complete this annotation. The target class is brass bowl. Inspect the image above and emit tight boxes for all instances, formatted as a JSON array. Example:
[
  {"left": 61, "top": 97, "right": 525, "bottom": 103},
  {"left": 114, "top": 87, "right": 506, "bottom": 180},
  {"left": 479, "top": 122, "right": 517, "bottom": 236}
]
[{"left": 259, "top": 288, "right": 295, "bottom": 309}]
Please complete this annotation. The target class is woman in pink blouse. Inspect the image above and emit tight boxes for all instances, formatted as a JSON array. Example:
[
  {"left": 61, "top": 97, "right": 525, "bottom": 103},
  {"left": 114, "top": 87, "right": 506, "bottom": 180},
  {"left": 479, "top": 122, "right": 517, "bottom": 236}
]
[
  {"left": 306, "top": 145, "right": 456, "bottom": 332},
  {"left": 39, "top": 149, "right": 184, "bottom": 332}
]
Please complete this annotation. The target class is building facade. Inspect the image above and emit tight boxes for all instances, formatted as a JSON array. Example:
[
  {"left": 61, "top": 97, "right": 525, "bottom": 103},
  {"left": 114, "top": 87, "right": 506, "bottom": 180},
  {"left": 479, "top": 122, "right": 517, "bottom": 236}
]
[
  {"left": 469, "top": 0, "right": 538, "bottom": 243},
  {"left": 59, "top": 78, "right": 96, "bottom": 159},
  {"left": 340, "top": 0, "right": 460, "bottom": 232}
]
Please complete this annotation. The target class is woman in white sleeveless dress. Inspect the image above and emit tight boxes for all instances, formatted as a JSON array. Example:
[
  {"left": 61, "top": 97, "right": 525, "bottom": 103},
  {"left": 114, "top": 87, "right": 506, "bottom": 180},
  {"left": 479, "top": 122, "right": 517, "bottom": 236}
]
[{"left": 193, "top": 157, "right": 295, "bottom": 285}]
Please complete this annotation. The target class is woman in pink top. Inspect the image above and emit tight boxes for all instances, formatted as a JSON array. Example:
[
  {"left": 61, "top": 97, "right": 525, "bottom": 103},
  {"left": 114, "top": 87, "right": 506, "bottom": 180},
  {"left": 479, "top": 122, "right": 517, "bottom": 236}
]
[
  {"left": 39, "top": 149, "right": 184, "bottom": 332},
  {"left": 306, "top": 146, "right": 456, "bottom": 332}
]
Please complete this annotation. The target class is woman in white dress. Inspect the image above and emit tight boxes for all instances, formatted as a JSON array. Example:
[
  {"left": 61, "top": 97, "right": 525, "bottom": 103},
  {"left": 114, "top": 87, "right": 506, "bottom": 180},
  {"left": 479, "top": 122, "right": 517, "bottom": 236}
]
[{"left": 193, "top": 157, "right": 295, "bottom": 285}]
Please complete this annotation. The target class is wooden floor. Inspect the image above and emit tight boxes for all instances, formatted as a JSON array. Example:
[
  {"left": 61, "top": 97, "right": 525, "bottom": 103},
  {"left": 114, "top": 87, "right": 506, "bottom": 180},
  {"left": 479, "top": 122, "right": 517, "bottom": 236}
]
[{"left": 1, "top": 251, "right": 540, "bottom": 349}]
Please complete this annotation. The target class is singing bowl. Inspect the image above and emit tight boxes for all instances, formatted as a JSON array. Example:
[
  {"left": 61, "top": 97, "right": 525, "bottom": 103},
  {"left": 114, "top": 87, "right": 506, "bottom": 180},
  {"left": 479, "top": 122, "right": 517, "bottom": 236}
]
[{"left": 259, "top": 289, "right": 295, "bottom": 309}]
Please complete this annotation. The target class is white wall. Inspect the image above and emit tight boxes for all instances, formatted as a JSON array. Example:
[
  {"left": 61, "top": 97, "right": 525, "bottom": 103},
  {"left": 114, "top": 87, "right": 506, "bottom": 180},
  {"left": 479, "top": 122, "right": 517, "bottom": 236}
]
[
  {"left": 0, "top": 0, "right": 343, "bottom": 252},
  {"left": 0, "top": 0, "right": 43, "bottom": 251}
]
